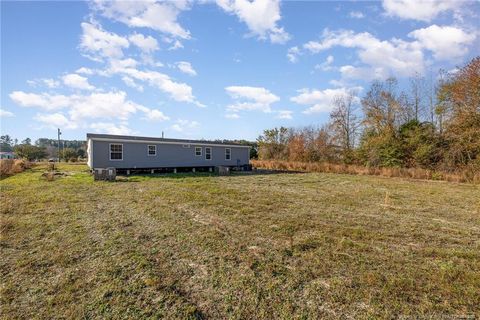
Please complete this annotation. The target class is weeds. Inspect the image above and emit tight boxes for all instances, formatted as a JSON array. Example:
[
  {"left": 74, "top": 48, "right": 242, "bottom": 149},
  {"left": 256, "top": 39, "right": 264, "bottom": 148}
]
[
  {"left": 1, "top": 163, "right": 479, "bottom": 318},
  {"left": 251, "top": 160, "right": 480, "bottom": 183},
  {"left": 0, "top": 159, "right": 31, "bottom": 178}
]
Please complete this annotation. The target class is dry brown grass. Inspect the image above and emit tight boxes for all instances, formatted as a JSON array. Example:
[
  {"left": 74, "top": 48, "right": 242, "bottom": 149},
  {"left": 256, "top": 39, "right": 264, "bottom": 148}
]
[
  {"left": 251, "top": 160, "right": 480, "bottom": 183},
  {"left": 0, "top": 159, "right": 31, "bottom": 178},
  {"left": 1, "top": 164, "right": 479, "bottom": 319}
]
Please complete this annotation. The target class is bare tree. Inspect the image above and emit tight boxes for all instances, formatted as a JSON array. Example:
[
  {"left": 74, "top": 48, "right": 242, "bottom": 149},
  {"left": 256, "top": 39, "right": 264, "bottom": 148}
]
[
  {"left": 426, "top": 68, "right": 438, "bottom": 125},
  {"left": 329, "top": 90, "right": 360, "bottom": 157},
  {"left": 362, "top": 78, "right": 404, "bottom": 133},
  {"left": 398, "top": 91, "right": 415, "bottom": 123},
  {"left": 409, "top": 72, "right": 426, "bottom": 121}
]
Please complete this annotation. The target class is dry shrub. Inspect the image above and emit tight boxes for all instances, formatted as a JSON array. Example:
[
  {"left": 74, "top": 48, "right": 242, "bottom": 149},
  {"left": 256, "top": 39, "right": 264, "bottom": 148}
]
[
  {"left": 0, "top": 160, "right": 13, "bottom": 177},
  {"left": 48, "top": 162, "right": 56, "bottom": 171},
  {"left": 251, "top": 160, "right": 479, "bottom": 184},
  {"left": 44, "top": 172, "right": 55, "bottom": 181},
  {"left": 0, "top": 159, "right": 31, "bottom": 178}
]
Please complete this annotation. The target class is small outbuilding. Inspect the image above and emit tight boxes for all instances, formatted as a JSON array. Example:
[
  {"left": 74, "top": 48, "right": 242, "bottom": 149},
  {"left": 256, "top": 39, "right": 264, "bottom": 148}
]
[
  {"left": 86, "top": 133, "right": 250, "bottom": 172},
  {"left": 0, "top": 152, "right": 16, "bottom": 160}
]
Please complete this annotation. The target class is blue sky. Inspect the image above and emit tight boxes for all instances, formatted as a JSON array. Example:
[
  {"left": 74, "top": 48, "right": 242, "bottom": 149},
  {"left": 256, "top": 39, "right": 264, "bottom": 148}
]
[{"left": 1, "top": 0, "right": 479, "bottom": 142}]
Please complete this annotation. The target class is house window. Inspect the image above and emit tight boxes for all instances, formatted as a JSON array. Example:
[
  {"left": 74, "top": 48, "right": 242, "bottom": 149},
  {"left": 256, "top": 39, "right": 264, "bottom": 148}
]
[
  {"left": 225, "top": 148, "right": 231, "bottom": 160},
  {"left": 110, "top": 144, "right": 123, "bottom": 160},
  {"left": 148, "top": 145, "right": 156, "bottom": 156},
  {"left": 205, "top": 147, "right": 212, "bottom": 160},
  {"left": 195, "top": 147, "right": 202, "bottom": 156}
]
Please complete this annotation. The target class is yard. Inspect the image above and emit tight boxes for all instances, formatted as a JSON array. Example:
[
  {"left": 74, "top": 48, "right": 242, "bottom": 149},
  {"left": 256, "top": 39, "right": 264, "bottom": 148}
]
[{"left": 1, "top": 163, "right": 479, "bottom": 319}]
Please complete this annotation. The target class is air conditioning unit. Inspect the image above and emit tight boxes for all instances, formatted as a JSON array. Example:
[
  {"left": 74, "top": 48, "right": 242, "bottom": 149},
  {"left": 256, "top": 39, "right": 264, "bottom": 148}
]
[
  {"left": 215, "top": 166, "right": 230, "bottom": 175},
  {"left": 94, "top": 167, "right": 116, "bottom": 181}
]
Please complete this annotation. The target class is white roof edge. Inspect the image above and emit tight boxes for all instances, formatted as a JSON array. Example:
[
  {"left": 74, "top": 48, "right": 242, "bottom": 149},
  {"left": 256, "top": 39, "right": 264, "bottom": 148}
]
[{"left": 90, "top": 137, "right": 251, "bottom": 148}]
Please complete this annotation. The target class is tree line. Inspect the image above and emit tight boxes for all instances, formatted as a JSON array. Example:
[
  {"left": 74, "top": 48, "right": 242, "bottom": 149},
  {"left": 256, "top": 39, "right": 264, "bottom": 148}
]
[
  {"left": 0, "top": 136, "right": 86, "bottom": 161},
  {"left": 257, "top": 57, "right": 480, "bottom": 172}
]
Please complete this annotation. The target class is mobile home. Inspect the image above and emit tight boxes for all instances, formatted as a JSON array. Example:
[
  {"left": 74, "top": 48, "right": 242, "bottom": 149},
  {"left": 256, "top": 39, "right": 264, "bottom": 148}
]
[{"left": 86, "top": 133, "right": 250, "bottom": 171}]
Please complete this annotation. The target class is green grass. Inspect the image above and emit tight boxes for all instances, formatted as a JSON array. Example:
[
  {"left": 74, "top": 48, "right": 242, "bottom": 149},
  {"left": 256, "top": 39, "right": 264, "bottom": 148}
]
[{"left": 1, "top": 163, "right": 479, "bottom": 319}]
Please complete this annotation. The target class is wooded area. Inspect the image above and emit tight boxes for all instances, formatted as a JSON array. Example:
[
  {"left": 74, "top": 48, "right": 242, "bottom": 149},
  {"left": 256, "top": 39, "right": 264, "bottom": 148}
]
[
  {"left": 0, "top": 136, "right": 86, "bottom": 161},
  {"left": 257, "top": 57, "right": 480, "bottom": 175}
]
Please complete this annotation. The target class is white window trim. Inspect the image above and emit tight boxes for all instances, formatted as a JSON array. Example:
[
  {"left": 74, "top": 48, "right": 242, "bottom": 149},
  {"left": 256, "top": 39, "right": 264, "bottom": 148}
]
[
  {"left": 147, "top": 145, "right": 156, "bottom": 156},
  {"left": 225, "top": 148, "right": 231, "bottom": 161},
  {"left": 205, "top": 147, "right": 212, "bottom": 161},
  {"left": 195, "top": 146, "right": 202, "bottom": 157},
  {"left": 109, "top": 143, "right": 123, "bottom": 161}
]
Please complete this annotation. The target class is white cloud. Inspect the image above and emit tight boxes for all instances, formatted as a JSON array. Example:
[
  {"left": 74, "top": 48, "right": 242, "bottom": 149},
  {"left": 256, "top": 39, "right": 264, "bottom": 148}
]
[
  {"left": 129, "top": 33, "right": 159, "bottom": 53},
  {"left": 382, "top": 0, "right": 461, "bottom": 22},
  {"left": 225, "top": 86, "right": 280, "bottom": 113},
  {"left": 27, "top": 78, "right": 60, "bottom": 89},
  {"left": 96, "top": 57, "right": 204, "bottom": 107},
  {"left": 314, "top": 55, "right": 335, "bottom": 71},
  {"left": 176, "top": 61, "right": 197, "bottom": 76},
  {"left": 225, "top": 113, "right": 240, "bottom": 119},
  {"left": 0, "top": 109, "right": 14, "bottom": 117},
  {"left": 168, "top": 39, "right": 184, "bottom": 50},
  {"left": 76, "top": 67, "right": 95, "bottom": 75},
  {"left": 329, "top": 79, "right": 345, "bottom": 87},
  {"left": 291, "top": 87, "right": 361, "bottom": 114},
  {"left": 338, "top": 65, "right": 389, "bottom": 81},
  {"left": 170, "top": 119, "right": 199, "bottom": 132},
  {"left": 304, "top": 29, "right": 425, "bottom": 78},
  {"left": 14, "top": 89, "right": 170, "bottom": 132},
  {"left": 287, "top": 46, "right": 300, "bottom": 63},
  {"left": 10, "top": 91, "right": 71, "bottom": 111},
  {"left": 349, "top": 11, "right": 365, "bottom": 19},
  {"left": 408, "top": 24, "right": 476, "bottom": 60},
  {"left": 75, "top": 7, "right": 203, "bottom": 109},
  {"left": 170, "top": 124, "right": 183, "bottom": 132},
  {"left": 80, "top": 21, "right": 129, "bottom": 61},
  {"left": 108, "top": 58, "right": 139, "bottom": 72},
  {"left": 92, "top": 0, "right": 191, "bottom": 39},
  {"left": 276, "top": 110, "right": 293, "bottom": 119},
  {"left": 35, "top": 113, "right": 77, "bottom": 129},
  {"left": 163, "top": 36, "right": 184, "bottom": 50},
  {"left": 68, "top": 92, "right": 140, "bottom": 121},
  {"left": 62, "top": 73, "right": 95, "bottom": 90},
  {"left": 80, "top": 27, "right": 202, "bottom": 105},
  {"left": 90, "top": 122, "right": 134, "bottom": 135},
  {"left": 117, "top": 67, "right": 204, "bottom": 107},
  {"left": 269, "top": 27, "right": 290, "bottom": 44},
  {"left": 141, "top": 108, "right": 170, "bottom": 122},
  {"left": 10, "top": 90, "right": 146, "bottom": 124},
  {"left": 121, "top": 76, "right": 144, "bottom": 92},
  {"left": 216, "top": 0, "right": 290, "bottom": 44}
]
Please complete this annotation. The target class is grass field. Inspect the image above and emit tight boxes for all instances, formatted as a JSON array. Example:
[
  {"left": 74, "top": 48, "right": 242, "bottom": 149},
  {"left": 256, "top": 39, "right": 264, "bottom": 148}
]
[{"left": 1, "top": 164, "right": 479, "bottom": 319}]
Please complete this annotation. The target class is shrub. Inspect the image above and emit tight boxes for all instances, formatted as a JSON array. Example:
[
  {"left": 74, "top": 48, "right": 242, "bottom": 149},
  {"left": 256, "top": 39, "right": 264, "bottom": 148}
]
[
  {"left": 0, "top": 159, "right": 31, "bottom": 178},
  {"left": 251, "top": 160, "right": 479, "bottom": 184},
  {"left": 0, "top": 160, "right": 13, "bottom": 177}
]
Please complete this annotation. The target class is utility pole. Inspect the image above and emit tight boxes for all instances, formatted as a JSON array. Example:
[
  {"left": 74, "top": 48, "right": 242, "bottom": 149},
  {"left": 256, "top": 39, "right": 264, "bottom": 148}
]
[{"left": 57, "top": 128, "right": 62, "bottom": 162}]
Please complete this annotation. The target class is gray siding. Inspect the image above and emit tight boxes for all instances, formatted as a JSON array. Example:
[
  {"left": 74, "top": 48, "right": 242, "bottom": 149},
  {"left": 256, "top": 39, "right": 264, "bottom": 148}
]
[{"left": 90, "top": 140, "right": 249, "bottom": 169}]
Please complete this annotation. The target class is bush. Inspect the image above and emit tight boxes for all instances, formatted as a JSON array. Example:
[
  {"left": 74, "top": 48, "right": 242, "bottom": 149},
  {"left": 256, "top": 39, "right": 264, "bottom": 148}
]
[
  {"left": 13, "top": 145, "right": 47, "bottom": 161},
  {"left": 0, "top": 159, "right": 31, "bottom": 178},
  {"left": 251, "top": 160, "right": 479, "bottom": 184}
]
